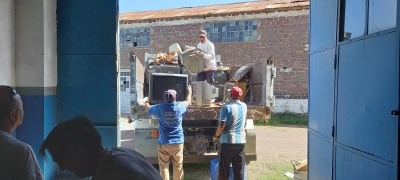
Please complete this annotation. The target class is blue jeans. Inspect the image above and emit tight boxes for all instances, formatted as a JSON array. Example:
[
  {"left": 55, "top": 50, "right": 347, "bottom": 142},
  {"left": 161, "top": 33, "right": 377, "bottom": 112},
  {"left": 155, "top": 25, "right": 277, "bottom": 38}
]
[{"left": 196, "top": 70, "right": 215, "bottom": 85}]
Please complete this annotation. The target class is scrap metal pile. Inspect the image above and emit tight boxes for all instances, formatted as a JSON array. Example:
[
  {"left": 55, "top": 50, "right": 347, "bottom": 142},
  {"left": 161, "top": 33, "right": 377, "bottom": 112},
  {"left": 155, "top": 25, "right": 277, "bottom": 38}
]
[
  {"left": 152, "top": 51, "right": 179, "bottom": 65},
  {"left": 151, "top": 44, "right": 207, "bottom": 67}
]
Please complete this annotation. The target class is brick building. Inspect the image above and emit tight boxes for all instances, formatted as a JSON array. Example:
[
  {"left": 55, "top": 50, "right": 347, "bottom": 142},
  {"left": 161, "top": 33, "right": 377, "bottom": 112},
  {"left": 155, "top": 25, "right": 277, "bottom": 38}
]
[{"left": 119, "top": 0, "right": 309, "bottom": 113}]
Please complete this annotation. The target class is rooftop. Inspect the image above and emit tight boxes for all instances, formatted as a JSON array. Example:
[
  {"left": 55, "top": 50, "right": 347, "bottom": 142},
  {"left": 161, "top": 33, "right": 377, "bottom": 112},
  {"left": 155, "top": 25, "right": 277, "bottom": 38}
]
[{"left": 119, "top": 0, "right": 309, "bottom": 23}]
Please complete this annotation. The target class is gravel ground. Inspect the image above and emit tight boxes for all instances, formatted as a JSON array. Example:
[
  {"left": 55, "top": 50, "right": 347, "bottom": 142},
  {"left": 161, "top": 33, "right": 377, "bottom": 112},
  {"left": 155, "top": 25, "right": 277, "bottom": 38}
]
[{"left": 184, "top": 126, "right": 308, "bottom": 180}]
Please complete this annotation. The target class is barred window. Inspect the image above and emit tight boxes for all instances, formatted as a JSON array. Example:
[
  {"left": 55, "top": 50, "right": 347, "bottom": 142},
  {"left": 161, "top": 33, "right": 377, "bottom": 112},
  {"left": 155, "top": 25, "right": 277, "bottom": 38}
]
[
  {"left": 120, "top": 72, "right": 130, "bottom": 76},
  {"left": 120, "top": 77, "right": 130, "bottom": 92},
  {"left": 119, "top": 27, "right": 150, "bottom": 47},
  {"left": 205, "top": 20, "right": 258, "bottom": 43}
]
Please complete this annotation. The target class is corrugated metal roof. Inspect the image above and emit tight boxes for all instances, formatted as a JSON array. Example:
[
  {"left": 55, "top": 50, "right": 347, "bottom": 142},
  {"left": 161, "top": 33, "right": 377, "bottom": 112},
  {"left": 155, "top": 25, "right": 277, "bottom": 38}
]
[{"left": 119, "top": 0, "right": 309, "bottom": 23}]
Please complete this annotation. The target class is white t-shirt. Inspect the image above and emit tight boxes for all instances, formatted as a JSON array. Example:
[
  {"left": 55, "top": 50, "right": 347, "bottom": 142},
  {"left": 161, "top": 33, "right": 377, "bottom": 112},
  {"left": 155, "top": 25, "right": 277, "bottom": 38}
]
[
  {"left": 0, "top": 130, "right": 43, "bottom": 180},
  {"left": 197, "top": 39, "right": 217, "bottom": 70}
]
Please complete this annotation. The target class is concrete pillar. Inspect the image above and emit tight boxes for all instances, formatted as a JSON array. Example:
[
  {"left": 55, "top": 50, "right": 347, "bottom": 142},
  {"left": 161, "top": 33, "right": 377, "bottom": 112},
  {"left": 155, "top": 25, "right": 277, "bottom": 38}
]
[
  {"left": 0, "top": 0, "right": 15, "bottom": 86},
  {"left": 15, "top": 0, "right": 57, "bottom": 178}
]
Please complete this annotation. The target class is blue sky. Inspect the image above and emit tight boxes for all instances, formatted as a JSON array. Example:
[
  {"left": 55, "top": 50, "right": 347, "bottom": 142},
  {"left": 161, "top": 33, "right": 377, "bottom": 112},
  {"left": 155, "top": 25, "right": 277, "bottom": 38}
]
[{"left": 119, "top": 0, "right": 256, "bottom": 13}]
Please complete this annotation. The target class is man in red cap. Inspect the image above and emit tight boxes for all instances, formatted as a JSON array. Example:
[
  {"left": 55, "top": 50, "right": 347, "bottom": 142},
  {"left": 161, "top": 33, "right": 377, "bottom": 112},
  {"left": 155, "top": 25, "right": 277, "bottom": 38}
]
[
  {"left": 213, "top": 86, "right": 247, "bottom": 180},
  {"left": 145, "top": 87, "right": 191, "bottom": 180}
]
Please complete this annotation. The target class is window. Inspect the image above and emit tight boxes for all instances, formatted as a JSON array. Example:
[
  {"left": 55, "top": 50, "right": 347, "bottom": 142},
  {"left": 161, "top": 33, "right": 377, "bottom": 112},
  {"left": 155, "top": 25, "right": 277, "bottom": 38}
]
[
  {"left": 204, "top": 20, "right": 258, "bottom": 43},
  {"left": 342, "top": 0, "right": 367, "bottom": 40},
  {"left": 119, "top": 28, "right": 150, "bottom": 47},
  {"left": 340, "top": 0, "right": 396, "bottom": 41},
  {"left": 120, "top": 72, "right": 130, "bottom": 92},
  {"left": 368, "top": 0, "right": 396, "bottom": 34},
  {"left": 120, "top": 72, "right": 130, "bottom": 77}
]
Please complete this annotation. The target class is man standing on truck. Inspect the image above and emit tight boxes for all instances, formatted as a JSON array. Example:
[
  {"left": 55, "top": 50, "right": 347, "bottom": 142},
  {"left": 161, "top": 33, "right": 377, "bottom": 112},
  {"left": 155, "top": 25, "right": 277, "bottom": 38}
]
[
  {"left": 196, "top": 30, "right": 216, "bottom": 85},
  {"left": 145, "top": 86, "right": 191, "bottom": 180},
  {"left": 213, "top": 86, "right": 247, "bottom": 180}
]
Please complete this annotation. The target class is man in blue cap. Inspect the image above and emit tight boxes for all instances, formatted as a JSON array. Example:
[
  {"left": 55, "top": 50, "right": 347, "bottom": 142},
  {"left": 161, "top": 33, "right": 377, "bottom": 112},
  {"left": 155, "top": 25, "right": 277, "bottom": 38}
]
[{"left": 145, "top": 86, "right": 191, "bottom": 180}]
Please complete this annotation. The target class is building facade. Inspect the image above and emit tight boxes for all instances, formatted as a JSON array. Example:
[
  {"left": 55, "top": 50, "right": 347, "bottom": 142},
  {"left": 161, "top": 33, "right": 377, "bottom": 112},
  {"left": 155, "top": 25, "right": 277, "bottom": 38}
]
[{"left": 119, "top": 0, "right": 309, "bottom": 113}]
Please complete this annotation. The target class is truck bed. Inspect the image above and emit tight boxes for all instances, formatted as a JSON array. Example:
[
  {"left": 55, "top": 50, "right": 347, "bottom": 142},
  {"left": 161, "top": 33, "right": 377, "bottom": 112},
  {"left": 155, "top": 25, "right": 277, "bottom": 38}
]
[{"left": 134, "top": 104, "right": 270, "bottom": 123}]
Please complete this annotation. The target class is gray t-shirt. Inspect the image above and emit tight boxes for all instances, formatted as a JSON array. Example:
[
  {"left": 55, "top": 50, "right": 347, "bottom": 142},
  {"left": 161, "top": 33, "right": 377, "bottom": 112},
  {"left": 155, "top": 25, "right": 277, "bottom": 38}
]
[
  {"left": 0, "top": 130, "right": 43, "bottom": 180},
  {"left": 92, "top": 147, "right": 162, "bottom": 180}
]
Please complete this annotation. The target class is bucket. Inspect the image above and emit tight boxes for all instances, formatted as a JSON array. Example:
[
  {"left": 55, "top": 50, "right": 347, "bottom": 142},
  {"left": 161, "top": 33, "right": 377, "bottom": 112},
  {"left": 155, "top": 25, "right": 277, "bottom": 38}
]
[{"left": 210, "top": 158, "right": 246, "bottom": 180}]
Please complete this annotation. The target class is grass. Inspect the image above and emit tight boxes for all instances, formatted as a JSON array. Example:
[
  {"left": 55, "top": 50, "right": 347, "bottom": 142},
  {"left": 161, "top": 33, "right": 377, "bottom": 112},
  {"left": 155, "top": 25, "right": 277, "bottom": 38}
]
[
  {"left": 184, "top": 163, "right": 210, "bottom": 171},
  {"left": 182, "top": 159, "right": 297, "bottom": 180},
  {"left": 183, "top": 161, "right": 293, "bottom": 180},
  {"left": 254, "top": 112, "right": 308, "bottom": 126},
  {"left": 183, "top": 163, "right": 210, "bottom": 180},
  {"left": 248, "top": 159, "right": 294, "bottom": 180}
]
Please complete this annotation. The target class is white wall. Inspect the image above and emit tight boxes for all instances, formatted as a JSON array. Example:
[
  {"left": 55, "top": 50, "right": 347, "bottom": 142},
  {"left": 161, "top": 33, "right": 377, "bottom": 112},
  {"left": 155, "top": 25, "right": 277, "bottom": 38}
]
[
  {"left": 273, "top": 99, "right": 308, "bottom": 114},
  {"left": 14, "top": 0, "right": 57, "bottom": 89},
  {"left": 0, "top": 0, "right": 15, "bottom": 86},
  {"left": 43, "top": 0, "right": 57, "bottom": 87},
  {"left": 15, "top": 0, "right": 44, "bottom": 87}
]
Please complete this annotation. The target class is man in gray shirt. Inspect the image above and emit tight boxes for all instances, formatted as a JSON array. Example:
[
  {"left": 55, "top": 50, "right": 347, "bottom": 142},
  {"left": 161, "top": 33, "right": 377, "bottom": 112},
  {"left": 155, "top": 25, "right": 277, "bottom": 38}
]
[{"left": 0, "top": 85, "right": 43, "bottom": 180}]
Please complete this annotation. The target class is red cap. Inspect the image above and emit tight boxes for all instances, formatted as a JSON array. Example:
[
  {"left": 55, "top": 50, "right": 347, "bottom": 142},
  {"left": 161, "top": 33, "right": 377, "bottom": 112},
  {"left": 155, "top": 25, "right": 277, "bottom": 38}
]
[{"left": 228, "top": 86, "right": 243, "bottom": 98}]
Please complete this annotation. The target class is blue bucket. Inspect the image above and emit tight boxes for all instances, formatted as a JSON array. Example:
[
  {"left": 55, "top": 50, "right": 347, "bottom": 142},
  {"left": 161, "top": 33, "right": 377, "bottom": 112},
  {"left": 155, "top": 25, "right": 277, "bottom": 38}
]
[{"left": 210, "top": 158, "right": 246, "bottom": 180}]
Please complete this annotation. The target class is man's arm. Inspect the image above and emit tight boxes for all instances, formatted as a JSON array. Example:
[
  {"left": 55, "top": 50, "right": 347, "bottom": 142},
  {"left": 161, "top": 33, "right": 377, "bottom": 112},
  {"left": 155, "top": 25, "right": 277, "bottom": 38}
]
[
  {"left": 186, "top": 84, "right": 192, "bottom": 103},
  {"left": 145, "top": 101, "right": 151, "bottom": 112},
  {"left": 180, "top": 85, "right": 192, "bottom": 107},
  {"left": 214, "top": 106, "right": 227, "bottom": 138},
  {"left": 213, "top": 120, "right": 225, "bottom": 145},
  {"left": 214, "top": 121, "right": 226, "bottom": 138}
]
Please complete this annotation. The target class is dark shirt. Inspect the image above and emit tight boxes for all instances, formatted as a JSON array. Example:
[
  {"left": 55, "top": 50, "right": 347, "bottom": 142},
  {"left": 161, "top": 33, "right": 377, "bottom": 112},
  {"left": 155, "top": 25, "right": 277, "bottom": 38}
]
[
  {"left": 92, "top": 147, "right": 161, "bottom": 180},
  {"left": 0, "top": 130, "right": 44, "bottom": 180}
]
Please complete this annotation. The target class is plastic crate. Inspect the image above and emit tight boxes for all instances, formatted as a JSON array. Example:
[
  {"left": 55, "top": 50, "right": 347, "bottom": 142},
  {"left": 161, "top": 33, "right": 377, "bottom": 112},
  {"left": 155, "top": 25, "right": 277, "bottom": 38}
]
[{"left": 210, "top": 158, "right": 246, "bottom": 180}]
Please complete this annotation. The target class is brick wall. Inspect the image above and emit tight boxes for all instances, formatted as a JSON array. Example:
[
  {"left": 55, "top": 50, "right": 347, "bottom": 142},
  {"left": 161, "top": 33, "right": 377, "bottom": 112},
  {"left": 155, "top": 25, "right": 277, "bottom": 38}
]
[{"left": 120, "top": 11, "right": 309, "bottom": 99}]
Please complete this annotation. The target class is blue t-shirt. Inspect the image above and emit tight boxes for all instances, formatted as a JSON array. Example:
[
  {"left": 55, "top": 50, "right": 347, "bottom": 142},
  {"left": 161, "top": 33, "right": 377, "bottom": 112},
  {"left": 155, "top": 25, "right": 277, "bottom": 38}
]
[
  {"left": 148, "top": 102, "right": 188, "bottom": 145},
  {"left": 219, "top": 100, "right": 247, "bottom": 144}
]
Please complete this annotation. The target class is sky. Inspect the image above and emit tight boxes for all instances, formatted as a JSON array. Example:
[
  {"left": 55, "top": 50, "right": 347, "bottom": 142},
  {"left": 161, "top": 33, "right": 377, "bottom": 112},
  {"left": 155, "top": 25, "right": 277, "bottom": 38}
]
[{"left": 119, "top": 0, "right": 257, "bottom": 13}]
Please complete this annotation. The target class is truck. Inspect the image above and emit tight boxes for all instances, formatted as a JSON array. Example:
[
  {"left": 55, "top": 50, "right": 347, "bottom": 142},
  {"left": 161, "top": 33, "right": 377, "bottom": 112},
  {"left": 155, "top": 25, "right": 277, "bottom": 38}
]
[{"left": 127, "top": 47, "right": 276, "bottom": 164}]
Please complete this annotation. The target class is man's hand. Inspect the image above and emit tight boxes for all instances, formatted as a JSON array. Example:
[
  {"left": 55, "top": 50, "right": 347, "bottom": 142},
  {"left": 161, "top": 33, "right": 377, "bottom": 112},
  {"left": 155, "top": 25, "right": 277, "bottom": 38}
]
[
  {"left": 194, "top": 51, "right": 204, "bottom": 58},
  {"left": 213, "top": 134, "right": 220, "bottom": 144},
  {"left": 139, "top": 97, "right": 149, "bottom": 106},
  {"left": 187, "top": 84, "right": 192, "bottom": 94},
  {"left": 144, "top": 97, "right": 151, "bottom": 112}
]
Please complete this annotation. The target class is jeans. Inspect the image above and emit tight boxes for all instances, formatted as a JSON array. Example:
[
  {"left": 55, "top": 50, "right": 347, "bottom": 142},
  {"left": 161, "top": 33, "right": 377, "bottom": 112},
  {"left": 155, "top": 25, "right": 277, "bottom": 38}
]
[{"left": 196, "top": 70, "right": 216, "bottom": 85}]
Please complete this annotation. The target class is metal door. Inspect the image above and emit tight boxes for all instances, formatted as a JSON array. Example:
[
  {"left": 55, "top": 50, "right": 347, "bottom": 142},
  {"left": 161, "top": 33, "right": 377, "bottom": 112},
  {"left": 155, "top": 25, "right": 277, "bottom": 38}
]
[{"left": 335, "top": 31, "right": 398, "bottom": 179}]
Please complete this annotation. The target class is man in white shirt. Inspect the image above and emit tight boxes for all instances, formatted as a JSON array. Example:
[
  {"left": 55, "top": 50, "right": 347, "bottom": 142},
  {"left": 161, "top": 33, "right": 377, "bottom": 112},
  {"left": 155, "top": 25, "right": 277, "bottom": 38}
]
[{"left": 196, "top": 30, "right": 217, "bottom": 85}]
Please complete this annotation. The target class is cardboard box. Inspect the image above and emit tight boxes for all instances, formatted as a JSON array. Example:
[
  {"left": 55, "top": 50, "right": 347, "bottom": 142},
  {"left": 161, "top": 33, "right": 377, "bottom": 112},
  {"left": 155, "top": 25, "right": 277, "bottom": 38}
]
[
  {"left": 291, "top": 159, "right": 308, "bottom": 180},
  {"left": 181, "top": 48, "right": 205, "bottom": 73}
]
